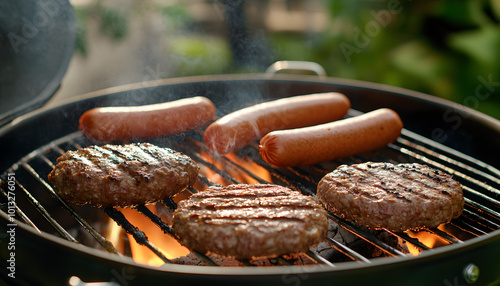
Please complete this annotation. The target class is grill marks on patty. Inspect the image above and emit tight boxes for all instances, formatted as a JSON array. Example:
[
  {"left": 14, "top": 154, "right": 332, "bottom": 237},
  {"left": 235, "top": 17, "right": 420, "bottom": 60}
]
[
  {"left": 317, "top": 162, "right": 464, "bottom": 231},
  {"left": 48, "top": 143, "right": 198, "bottom": 207},
  {"left": 178, "top": 185, "right": 322, "bottom": 224},
  {"left": 337, "top": 163, "right": 455, "bottom": 203},
  {"left": 172, "top": 184, "right": 328, "bottom": 259},
  {"left": 347, "top": 163, "right": 441, "bottom": 202},
  {"left": 69, "top": 145, "right": 151, "bottom": 183},
  {"left": 67, "top": 144, "right": 183, "bottom": 184}
]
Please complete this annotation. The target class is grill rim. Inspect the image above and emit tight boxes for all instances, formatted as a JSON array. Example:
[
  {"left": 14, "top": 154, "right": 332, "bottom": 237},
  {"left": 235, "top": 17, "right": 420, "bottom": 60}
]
[{"left": 1, "top": 74, "right": 500, "bottom": 283}]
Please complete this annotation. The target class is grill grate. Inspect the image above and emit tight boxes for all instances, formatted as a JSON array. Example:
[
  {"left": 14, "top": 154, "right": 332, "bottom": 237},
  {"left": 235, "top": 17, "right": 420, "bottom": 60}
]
[{"left": 1, "top": 109, "right": 500, "bottom": 268}]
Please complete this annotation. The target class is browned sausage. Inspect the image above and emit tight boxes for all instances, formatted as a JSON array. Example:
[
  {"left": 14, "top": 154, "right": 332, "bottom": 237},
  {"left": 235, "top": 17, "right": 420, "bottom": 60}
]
[
  {"left": 259, "top": 108, "right": 403, "bottom": 167},
  {"left": 203, "top": 92, "right": 351, "bottom": 154},
  {"left": 79, "top": 96, "right": 216, "bottom": 142}
]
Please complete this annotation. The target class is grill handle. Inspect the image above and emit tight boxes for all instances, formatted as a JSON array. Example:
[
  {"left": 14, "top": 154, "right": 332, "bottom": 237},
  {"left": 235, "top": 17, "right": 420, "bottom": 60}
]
[
  {"left": 69, "top": 276, "right": 120, "bottom": 286},
  {"left": 265, "top": 61, "right": 327, "bottom": 77}
]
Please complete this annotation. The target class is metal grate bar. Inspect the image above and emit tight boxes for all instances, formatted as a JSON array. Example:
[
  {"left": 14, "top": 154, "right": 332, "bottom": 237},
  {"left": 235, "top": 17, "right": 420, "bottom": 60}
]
[
  {"left": 452, "top": 219, "right": 488, "bottom": 236},
  {"left": 0, "top": 182, "right": 39, "bottom": 231},
  {"left": 387, "top": 231, "right": 431, "bottom": 252},
  {"left": 191, "top": 250, "right": 220, "bottom": 266},
  {"left": 184, "top": 151, "right": 242, "bottom": 185},
  {"left": 462, "top": 187, "right": 500, "bottom": 217},
  {"left": 184, "top": 137, "right": 271, "bottom": 184},
  {"left": 389, "top": 143, "right": 500, "bottom": 199},
  {"left": 324, "top": 237, "right": 371, "bottom": 263},
  {"left": 21, "top": 161, "right": 120, "bottom": 254},
  {"left": 134, "top": 205, "right": 218, "bottom": 266},
  {"left": 327, "top": 213, "right": 406, "bottom": 257},
  {"left": 464, "top": 210, "right": 500, "bottom": 232},
  {"left": 397, "top": 137, "right": 500, "bottom": 186},
  {"left": 135, "top": 205, "right": 174, "bottom": 234},
  {"left": 462, "top": 208, "right": 498, "bottom": 232},
  {"left": 304, "top": 250, "right": 335, "bottom": 267},
  {"left": 278, "top": 165, "right": 324, "bottom": 187},
  {"left": 219, "top": 156, "right": 271, "bottom": 184},
  {"left": 196, "top": 173, "right": 221, "bottom": 188},
  {"left": 429, "top": 228, "right": 463, "bottom": 244},
  {"left": 400, "top": 129, "right": 500, "bottom": 179},
  {"left": 466, "top": 210, "right": 496, "bottom": 233},
  {"left": 162, "top": 197, "right": 178, "bottom": 209},
  {"left": 104, "top": 207, "right": 172, "bottom": 264},
  {"left": 13, "top": 179, "right": 77, "bottom": 242},
  {"left": 233, "top": 149, "right": 319, "bottom": 197},
  {"left": 448, "top": 221, "right": 481, "bottom": 238}
]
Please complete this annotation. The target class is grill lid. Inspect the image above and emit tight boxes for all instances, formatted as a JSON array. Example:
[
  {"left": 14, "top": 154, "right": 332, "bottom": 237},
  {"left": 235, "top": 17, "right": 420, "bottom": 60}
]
[{"left": 0, "top": 0, "right": 76, "bottom": 125}]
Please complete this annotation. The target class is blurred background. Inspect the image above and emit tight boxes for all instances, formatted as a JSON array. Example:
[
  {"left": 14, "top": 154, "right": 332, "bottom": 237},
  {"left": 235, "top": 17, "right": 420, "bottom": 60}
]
[{"left": 50, "top": 0, "right": 500, "bottom": 120}]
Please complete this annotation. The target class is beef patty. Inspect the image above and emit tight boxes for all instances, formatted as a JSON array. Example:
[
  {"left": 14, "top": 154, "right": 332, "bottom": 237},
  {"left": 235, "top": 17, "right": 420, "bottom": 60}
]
[
  {"left": 172, "top": 184, "right": 328, "bottom": 259},
  {"left": 48, "top": 143, "right": 198, "bottom": 207},
  {"left": 317, "top": 162, "right": 463, "bottom": 231}
]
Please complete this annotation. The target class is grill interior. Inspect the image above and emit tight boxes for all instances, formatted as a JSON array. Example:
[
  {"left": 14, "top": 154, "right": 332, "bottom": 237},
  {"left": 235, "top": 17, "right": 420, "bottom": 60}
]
[{"left": 2, "top": 108, "right": 500, "bottom": 269}]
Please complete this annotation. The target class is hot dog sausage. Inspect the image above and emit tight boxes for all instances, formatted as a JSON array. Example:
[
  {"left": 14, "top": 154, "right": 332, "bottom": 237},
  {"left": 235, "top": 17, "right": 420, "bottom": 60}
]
[
  {"left": 203, "top": 92, "right": 351, "bottom": 154},
  {"left": 79, "top": 96, "right": 216, "bottom": 142},
  {"left": 259, "top": 108, "right": 403, "bottom": 167}
]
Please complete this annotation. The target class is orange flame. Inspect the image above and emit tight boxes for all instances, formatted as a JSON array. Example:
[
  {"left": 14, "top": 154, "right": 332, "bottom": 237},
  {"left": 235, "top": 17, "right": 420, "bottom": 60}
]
[
  {"left": 224, "top": 153, "right": 273, "bottom": 184},
  {"left": 105, "top": 217, "right": 125, "bottom": 253},
  {"left": 119, "top": 206, "right": 189, "bottom": 266},
  {"left": 405, "top": 228, "right": 449, "bottom": 255},
  {"left": 198, "top": 149, "right": 231, "bottom": 185},
  {"left": 198, "top": 149, "right": 272, "bottom": 186}
]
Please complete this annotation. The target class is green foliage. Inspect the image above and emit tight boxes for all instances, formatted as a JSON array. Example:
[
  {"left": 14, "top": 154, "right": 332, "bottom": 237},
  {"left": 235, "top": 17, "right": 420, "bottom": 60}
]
[
  {"left": 160, "top": 5, "right": 193, "bottom": 32},
  {"left": 98, "top": 6, "right": 128, "bottom": 40},
  {"left": 74, "top": 6, "right": 88, "bottom": 57},
  {"left": 168, "top": 37, "right": 232, "bottom": 76},
  {"left": 73, "top": 4, "right": 128, "bottom": 57}
]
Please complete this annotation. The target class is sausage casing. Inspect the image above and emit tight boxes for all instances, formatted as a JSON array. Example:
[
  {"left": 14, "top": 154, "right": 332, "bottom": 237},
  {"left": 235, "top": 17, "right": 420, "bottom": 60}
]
[
  {"left": 79, "top": 96, "right": 216, "bottom": 142},
  {"left": 259, "top": 108, "right": 403, "bottom": 167}
]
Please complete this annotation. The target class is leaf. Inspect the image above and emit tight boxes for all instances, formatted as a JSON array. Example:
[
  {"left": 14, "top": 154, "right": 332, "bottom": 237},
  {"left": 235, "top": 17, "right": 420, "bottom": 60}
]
[
  {"left": 448, "top": 25, "right": 500, "bottom": 67},
  {"left": 390, "top": 40, "right": 446, "bottom": 84},
  {"left": 489, "top": 0, "right": 500, "bottom": 21}
]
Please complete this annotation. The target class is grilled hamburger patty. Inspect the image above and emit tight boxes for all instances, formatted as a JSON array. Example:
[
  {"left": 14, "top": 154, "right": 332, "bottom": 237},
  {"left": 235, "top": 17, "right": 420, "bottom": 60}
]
[
  {"left": 317, "top": 162, "right": 463, "bottom": 231},
  {"left": 48, "top": 143, "right": 198, "bottom": 207},
  {"left": 172, "top": 184, "right": 328, "bottom": 259}
]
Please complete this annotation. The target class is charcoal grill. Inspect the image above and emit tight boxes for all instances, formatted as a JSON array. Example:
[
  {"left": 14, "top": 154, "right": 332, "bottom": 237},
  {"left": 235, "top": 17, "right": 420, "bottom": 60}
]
[
  {"left": 1, "top": 70, "right": 500, "bottom": 285},
  {"left": 1, "top": 2, "right": 500, "bottom": 284}
]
